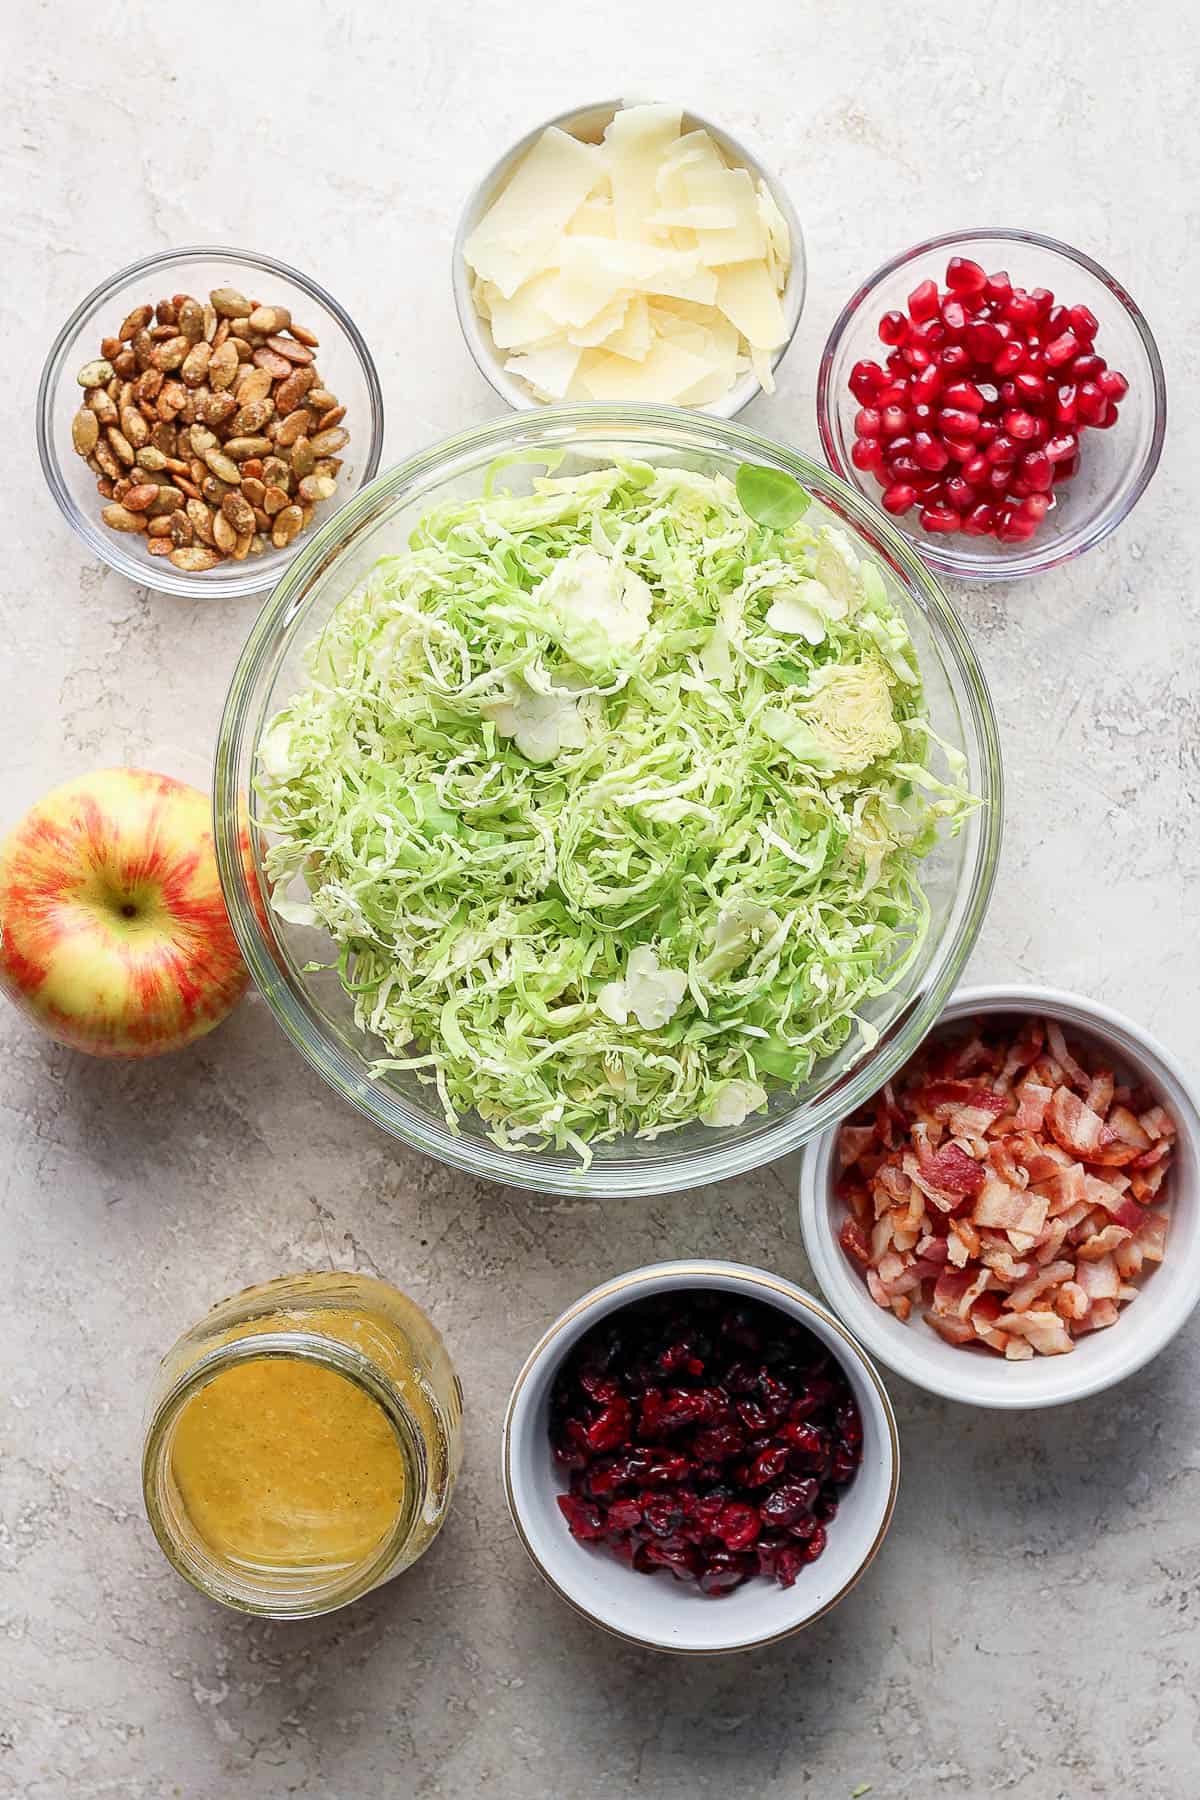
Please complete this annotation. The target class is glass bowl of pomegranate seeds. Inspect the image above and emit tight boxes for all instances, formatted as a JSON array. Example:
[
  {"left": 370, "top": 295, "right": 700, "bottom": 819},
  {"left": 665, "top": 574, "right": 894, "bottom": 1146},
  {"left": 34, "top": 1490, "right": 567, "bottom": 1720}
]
[
  {"left": 799, "top": 986, "right": 1200, "bottom": 1408},
  {"left": 817, "top": 229, "right": 1166, "bottom": 581},
  {"left": 502, "top": 1261, "right": 898, "bottom": 1652}
]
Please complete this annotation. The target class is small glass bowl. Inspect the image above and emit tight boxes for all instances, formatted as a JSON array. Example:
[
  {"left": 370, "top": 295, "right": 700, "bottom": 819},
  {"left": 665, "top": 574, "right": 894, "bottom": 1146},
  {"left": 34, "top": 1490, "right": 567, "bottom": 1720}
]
[
  {"left": 817, "top": 228, "right": 1166, "bottom": 582},
  {"left": 37, "top": 246, "right": 385, "bottom": 600}
]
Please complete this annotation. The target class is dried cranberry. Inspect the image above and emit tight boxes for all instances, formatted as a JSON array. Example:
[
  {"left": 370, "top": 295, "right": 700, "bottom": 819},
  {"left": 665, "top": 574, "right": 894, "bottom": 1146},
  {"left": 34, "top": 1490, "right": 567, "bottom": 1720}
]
[
  {"left": 699, "top": 1551, "right": 754, "bottom": 1595},
  {"left": 760, "top": 1479, "right": 819, "bottom": 1527},
  {"left": 557, "top": 1495, "right": 606, "bottom": 1540}
]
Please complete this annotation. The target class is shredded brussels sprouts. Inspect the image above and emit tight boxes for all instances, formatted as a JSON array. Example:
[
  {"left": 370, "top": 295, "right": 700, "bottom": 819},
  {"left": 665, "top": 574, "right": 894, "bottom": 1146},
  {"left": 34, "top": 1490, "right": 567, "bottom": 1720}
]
[{"left": 257, "top": 460, "right": 974, "bottom": 1164}]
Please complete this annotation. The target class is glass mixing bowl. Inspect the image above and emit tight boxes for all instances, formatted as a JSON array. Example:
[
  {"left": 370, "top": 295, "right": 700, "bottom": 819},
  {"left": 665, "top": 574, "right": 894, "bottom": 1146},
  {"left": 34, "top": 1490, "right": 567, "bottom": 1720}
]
[{"left": 214, "top": 406, "right": 1002, "bottom": 1197}]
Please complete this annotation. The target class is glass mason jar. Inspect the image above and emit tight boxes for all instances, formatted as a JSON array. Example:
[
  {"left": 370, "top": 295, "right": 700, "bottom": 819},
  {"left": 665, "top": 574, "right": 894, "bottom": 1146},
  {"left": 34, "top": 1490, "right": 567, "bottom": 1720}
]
[{"left": 142, "top": 1272, "right": 463, "bottom": 1618}]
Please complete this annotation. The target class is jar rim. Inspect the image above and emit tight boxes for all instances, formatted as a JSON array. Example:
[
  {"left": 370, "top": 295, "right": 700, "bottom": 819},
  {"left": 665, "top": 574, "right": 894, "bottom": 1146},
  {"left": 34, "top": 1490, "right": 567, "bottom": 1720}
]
[{"left": 142, "top": 1328, "right": 428, "bottom": 1619}]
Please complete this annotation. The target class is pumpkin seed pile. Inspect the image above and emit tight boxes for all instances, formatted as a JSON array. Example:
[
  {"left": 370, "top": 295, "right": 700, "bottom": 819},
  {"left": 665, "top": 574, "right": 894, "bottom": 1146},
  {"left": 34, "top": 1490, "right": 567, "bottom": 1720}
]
[{"left": 71, "top": 286, "right": 350, "bottom": 571}]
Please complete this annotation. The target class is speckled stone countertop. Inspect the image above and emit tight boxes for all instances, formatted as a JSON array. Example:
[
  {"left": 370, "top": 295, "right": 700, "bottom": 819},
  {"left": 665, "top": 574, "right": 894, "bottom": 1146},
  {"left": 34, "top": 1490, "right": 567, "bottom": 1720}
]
[{"left": 3, "top": 3, "right": 1198, "bottom": 1795}]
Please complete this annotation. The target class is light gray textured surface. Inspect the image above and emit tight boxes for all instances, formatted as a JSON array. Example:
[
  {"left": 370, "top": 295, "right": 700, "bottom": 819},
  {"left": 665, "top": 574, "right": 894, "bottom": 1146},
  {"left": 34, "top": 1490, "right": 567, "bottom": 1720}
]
[{"left": 3, "top": 2, "right": 1198, "bottom": 1795}]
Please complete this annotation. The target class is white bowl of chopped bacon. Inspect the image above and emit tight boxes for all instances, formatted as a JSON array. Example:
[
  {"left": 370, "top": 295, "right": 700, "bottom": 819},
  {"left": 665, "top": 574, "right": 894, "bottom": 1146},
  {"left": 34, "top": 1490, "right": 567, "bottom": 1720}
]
[{"left": 798, "top": 986, "right": 1200, "bottom": 1408}]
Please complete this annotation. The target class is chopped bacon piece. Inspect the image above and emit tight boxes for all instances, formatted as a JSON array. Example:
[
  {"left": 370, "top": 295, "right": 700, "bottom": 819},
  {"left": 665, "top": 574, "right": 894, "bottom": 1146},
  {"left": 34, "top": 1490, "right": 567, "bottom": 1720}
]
[
  {"left": 1008, "top": 1260, "right": 1075, "bottom": 1312},
  {"left": 1046, "top": 1086, "right": 1107, "bottom": 1157},
  {"left": 1054, "top": 1281, "right": 1090, "bottom": 1322},
  {"left": 1014, "top": 1080, "right": 1053, "bottom": 1132},
  {"left": 834, "top": 1013, "right": 1176, "bottom": 1360},
  {"left": 1139, "top": 1105, "right": 1176, "bottom": 1142},
  {"left": 1077, "top": 1299, "right": 1120, "bottom": 1333},
  {"left": 839, "top": 1218, "right": 871, "bottom": 1268},
  {"left": 1074, "top": 1224, "right": 1132, "bottom": 1261},
  {"left": 1074, "top": 1253, "right": 1119, "bottom": 1301},
  {"left": 921, "top": 1140, "right": 986, "bottom": 1196},
  {"left": 1137, "top": 1211, "right": 1168, "bottom": 1263},
  {"left": 1047, "top": 1020, "right": 1091, "bottom": 1094},
  {"left": 995, "top": 1309, "right": 1075, "bottom": 1355},
  {"left": 838, "top": 1124, "right": 877, "bottom": 1170},
  {"left": 1114, "top": 1238, "right": 1144, "bottom": 1281},
  {"left": 974, "top": 1178, "right": 1048, "bottom": 1238},
  {"left": 1082, "top": 1174, "right": 1144, "bottom": 1233},
  {"left": 1107, "top": 1104, "right": 1152, "bottom": 1150}
]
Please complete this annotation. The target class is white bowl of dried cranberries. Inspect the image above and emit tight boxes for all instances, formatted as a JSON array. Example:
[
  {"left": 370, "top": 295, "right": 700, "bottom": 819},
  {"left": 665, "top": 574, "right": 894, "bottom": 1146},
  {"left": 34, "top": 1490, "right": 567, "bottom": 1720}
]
[
  {"left": 799, "top": 986, "right": 1200, "bottom": 1408},
  {"left": 817, "top": 229, "right": 1165, "bottom": 580},
  {"left": 502, "top": 1261, "right": 898, "bottom": 1653}
]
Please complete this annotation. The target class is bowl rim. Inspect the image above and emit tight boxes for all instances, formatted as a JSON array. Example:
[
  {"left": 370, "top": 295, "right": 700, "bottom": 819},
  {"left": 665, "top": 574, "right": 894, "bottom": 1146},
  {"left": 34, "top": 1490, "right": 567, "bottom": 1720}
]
[
  {"left": 500, "top": 1258, "right": 900, "bottom": 1653},
  {"left": 815, "top": 225, "right": 1167, "bottom": 583},
  {"left": 798, "top": 981, "right": 1200, "bottom": 1408},
  {"left": 36, "top": 242, "right": 386, "bottom": 600},
  {"left": 451, "top": 96, "right": 807, "bottom": 420},
  {"left": 214, "top": 403, "right": 1004, "bottom": 1197}
]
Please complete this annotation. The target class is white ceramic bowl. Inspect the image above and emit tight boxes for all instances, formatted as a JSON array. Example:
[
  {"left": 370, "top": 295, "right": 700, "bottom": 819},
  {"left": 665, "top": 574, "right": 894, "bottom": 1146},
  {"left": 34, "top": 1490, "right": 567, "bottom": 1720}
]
[
  {"left": 799, "top": 984, "right": 1200, "bottom": 1409},
  {"left": 452, "top": 99, "right": 806, "bottom": 418},
  {"left": 501, "top": 1260, "right": 898, "bottom": 1654}
]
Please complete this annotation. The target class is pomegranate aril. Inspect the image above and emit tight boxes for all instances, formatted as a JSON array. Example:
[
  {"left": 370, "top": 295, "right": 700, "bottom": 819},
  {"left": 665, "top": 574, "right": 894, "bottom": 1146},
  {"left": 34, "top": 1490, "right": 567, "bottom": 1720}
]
[
  {"left": 1054, "top": 384, "right": 1078, "bottom": 424},
  {"left": 989, "top": 440, "right": 1021, "bottom": 474},
  {"left": 1069, "top": 303, "right": 1099, "bottom": 341},
  {"left": 851, "top": 435, "right": 883, "bottom": 471},
  {"left": 940, "top": 297, "right": 969, "bottom": 335},
  {"left": 937, "top": 406, "right": 980, "bottom": 437},
  {"left": 1003, "top": 408, "right": 1038, "bottom": 441},
  {"left": 849, "top": 359, "right": 885, "bottom": 401},
  {"left": 984, "top": 270, "right": 1012, "bottom": 303},
  {"left": 945, "top": 476, "right": 975, "bottom": 511},
  {"left": 1046, "top": 303, "right": 1069, "bottom": 335},
  {"left": 913, "top": 431, "right": 950, "bottom": 472},
  {"left": 909, "top": 402, "right": 936, "bottom": 427},
  {"left": 885, "top": 350, "right": 909, "bottom": 376},
  {"left": 962, "top": 501, "right": 996, "bottom": 535},
  {"left": 882, "top": 482, "right": 917, "bottom": 515},
  {"left": 963, "top": 453, "right": 990, "bottom": 485},
  {"left": 1070, "top": 352, "right": 1105, "bottom": 382},
  {"left": 1021, "top": 493, "right": 1051, "bottom": 521},
  {"left": 1099, "top": 368, "right": 1128, "bottom": 400},
  {"left": 940, "top": 344, "right": 971, "bottom": 371},
  {"left": 966, "top": 320, "right": 1004, "bottom": 363},
  {"left": 1054, "top": 453, "right": 1080, "bottom": 481},
  {"left": 943, "top": 379, "right": 985, "bottom": 412},
  {"left": 880, "top": 405, "right": 909, "bottom": 436},
  {"left": 945, "top": 255, "right": 987, "bottom": 296},
  {"left": 993, "top": 341, "right": 1025, "bottom": 376},
  {"left": 997, "top": 510, "right": 1038, "bottom": 542},
  {"left": 920, "top": 503, "right": 960, "bottom": 534},
  {"left": 878, "top": 309, "right": 909, "bottom": 346},
  {"left": 1002, "top": 290, "right": 1035, "bottom": 326},
  {"left": 975, "top": 419, "right": 1000, "bottom": 445},
  {"left": 887, "top": 434, "right": 915, "bottom": 458},
  {"left": 911, "top": 363, "right": 944, "bottom": 406},
  {"left": 1076, "top": 380, "right": 1107, "bottom": 424},
  {"left": 1022, "top": 450, "right": 1053, "bottom": 491},
  {"left": 854, "top": 406, "right": 882, "bottom": 436},
  {"left": 1045, "top": 330, "right": 1081, "bottom": 368},
  {"left": 907, "top": 277, "right": 940, "bottom": 322},
  {"left": 888, "top": 455, "right": 923, "bottom": 481},
  {"left": 1013, "top": 372, "right": 1047, "bottom": 406},
  {"left": 1096, "top": 401, "right": 1120, "bottom": 428},
  {"left": 1044, "top": 431, "right": 1078, "bottom": 463},
  {"left": 942, "top": 435, "right": 976, "bottom": 463},
  {"left": 1029, "top": 286, "right": 1054, "bottom": 317},
  {"left": 876, "top": 380, "right": 910, "bottom": 407}
]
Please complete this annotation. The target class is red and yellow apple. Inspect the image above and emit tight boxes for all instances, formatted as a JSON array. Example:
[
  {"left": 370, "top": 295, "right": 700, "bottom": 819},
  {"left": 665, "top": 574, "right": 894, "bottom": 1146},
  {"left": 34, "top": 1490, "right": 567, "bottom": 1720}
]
[{"left": 0, "top": 768, "right": 249, "bottom": 1057}]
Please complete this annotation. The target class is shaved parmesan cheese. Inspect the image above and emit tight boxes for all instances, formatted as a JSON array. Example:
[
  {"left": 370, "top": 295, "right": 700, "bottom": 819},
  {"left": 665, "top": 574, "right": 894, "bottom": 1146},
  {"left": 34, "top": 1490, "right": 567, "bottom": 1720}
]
[
  {"left": 464, "top": 105, "right": 792, "bottom": 407},
  {"left": 715, "top": 259, "right": 787, "bottom": 348},
  {"left": 503, "top": 342, "right": 581, "bottom": 401},
  {"left": 465, "top": 127, "right": 599, "bottom": 298},
  {"left": 604, "top": 103, "right": 682, "bottom": 241},
  {"left": 598, "top": 945, "right": 688, "bottom": 1030}
]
